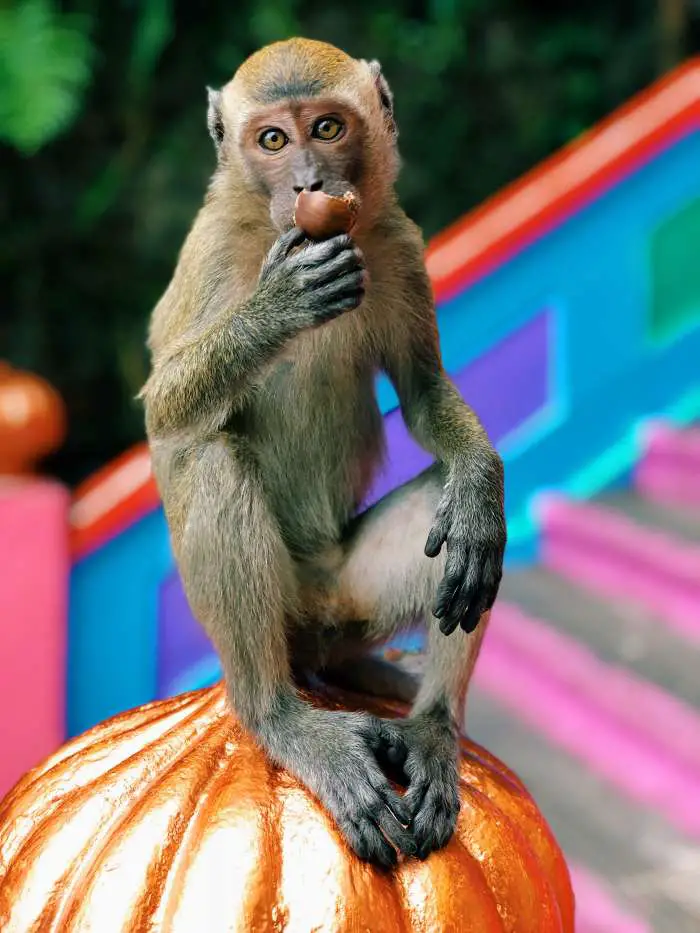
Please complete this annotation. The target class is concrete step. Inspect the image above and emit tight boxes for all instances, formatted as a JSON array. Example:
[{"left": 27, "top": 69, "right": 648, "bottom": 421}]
[
  {"left": 477, "top": 601, "right": 700, "bottom": 839},
  {"left": 537, "top": 493, "right": 700, "bottom": 645},
  {"left": 596, "top": 488, "right": 700, "bottom": 545},
  {"left": 499, "top": 568, "right": 700, "bottom": 709},
  {"left": 468, "top": 688, "right": 700, "bottom": 932}
]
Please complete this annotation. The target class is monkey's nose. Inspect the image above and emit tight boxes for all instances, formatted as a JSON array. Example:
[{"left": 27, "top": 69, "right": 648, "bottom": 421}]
[{"left": 293, "top": 179, "right": 323, "bottom": 193}]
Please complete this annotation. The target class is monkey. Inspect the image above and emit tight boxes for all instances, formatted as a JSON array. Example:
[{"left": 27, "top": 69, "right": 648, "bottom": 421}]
[{"left": 140, "top": 37, "right": 506, "bottom": 868}]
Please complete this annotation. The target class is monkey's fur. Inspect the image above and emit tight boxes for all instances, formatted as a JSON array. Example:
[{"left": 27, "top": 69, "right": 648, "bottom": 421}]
[{"left": 141, "top": 38, "right": 506, "bottom": 867}]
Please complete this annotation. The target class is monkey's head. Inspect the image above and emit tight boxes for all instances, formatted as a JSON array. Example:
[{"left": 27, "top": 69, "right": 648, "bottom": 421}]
[{"left": 207, "top": 38, "right": 399, "bottom": 234}]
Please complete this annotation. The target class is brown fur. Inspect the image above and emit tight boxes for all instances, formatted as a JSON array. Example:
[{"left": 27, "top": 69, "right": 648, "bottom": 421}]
[
  {"left": 235, "top": 38, "right": 356, "bottom": 97},
  {"left": 140, "top": 38, "right": 506, "bottom": 867}
]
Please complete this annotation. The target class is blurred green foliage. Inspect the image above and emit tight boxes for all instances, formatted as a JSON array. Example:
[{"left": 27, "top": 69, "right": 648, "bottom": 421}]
[
  {"left": 0, "top": 0, "right": 93, "bottom": 152},
  {"left": 1, "top": 0, "right": 697, "bottom": 483}
]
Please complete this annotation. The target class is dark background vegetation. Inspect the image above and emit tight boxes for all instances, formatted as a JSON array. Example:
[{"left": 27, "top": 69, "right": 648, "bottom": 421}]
[{"left": 2, "top": 0, "right": 698, "bottom": 485}]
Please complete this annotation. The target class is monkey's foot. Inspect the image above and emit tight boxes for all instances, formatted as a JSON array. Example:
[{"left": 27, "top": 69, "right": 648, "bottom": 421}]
[
  {"left": 384, "top": 711, "right": 460, "bottom": 860},
  {"left": 267, "top": 709, "right": 417, "bottom": 868}
]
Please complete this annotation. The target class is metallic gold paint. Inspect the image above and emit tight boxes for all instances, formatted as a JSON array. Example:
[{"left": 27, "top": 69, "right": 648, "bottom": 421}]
[{"left": 0, "top": 683, "right": 574, "bottom": 933}]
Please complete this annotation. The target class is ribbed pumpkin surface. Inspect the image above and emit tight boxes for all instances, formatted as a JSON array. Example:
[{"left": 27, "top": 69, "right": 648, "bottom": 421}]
[{"left": 0, "top": 682, "right": 574, "bottom": 932}]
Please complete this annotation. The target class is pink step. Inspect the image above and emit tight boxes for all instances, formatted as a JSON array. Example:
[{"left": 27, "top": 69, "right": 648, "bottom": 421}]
[
  {"left": 635, "top": 421, "right": 700, "bottom": 508},
  {"left": 569, "top": 864, "right": 651, "bottom": 933},
  {"left": 0, "top": 479, "right": 70, "bottom": 799},
  {"left": 477, "top": 602, "right": 700, "bottom": 837},
  {"left": 537, "top": 495, "right": 700, "bottom": 645},
  {"left": 490, "top": 603, "right": 700, "bottom": 776}
]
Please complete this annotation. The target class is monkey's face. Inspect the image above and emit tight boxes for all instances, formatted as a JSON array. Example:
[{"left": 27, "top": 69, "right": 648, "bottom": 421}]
[
  {"left": 209, "top": 44, "right": 398, "bottom": 233},
  {"left": 238, "top": 99, "right": 367, "bottom": 233}
]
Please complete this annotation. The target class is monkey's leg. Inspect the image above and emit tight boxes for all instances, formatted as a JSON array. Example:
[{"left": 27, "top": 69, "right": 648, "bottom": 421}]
[
  {"left": 174, "top": 437, "right": 299, "bottom": 730},
  {"left": 322, "top": 464, "right": 490, "bottom": 859},
  {"left": 174, "top": 437, "right": 414, "bottom": 867}
]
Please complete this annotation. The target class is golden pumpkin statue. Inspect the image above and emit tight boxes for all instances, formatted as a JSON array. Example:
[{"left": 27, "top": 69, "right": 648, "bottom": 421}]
[{"left": 0, "top": 682, "right": 574, "bottom": 932}]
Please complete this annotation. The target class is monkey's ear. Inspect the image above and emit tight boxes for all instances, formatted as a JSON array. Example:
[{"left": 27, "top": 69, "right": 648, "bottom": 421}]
[
  {"left": 363, "top": 59, "right": 397, "bottom": 138},
  {"left": 207, "top": 86, "right": 225, "bottom": 153}
]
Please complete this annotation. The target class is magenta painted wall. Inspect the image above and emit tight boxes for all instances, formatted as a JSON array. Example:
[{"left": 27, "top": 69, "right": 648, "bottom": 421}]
[{"left": 0, "top": 480, "right": 70, "bottom": 797}]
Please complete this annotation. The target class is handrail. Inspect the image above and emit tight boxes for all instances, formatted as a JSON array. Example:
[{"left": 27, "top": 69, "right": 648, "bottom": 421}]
[
  {"left": 70, "top": 443, "right": 158, "bottom": 559},
  {"left": 426, "top": 58, "right": 700, "bottom": 302}
]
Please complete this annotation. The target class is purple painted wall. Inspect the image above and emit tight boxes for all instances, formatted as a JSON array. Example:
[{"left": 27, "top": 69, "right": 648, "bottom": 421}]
[
  {"left": 157, "top": 573, "right": 216, "bottom": 697},
  {"left": 367, "top": 311, "right": 551, "bottom": 505},
  {"left": 156, "top": 310, "right": 552, "bottom": 694}
]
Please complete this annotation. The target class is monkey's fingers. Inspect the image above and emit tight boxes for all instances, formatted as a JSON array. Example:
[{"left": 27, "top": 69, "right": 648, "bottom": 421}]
[
  {"left": 340, "top": 764, "right": 414, "bottom": 860},
  {"left": 290, "top": 233, "right": 353, "bottom": 268},
  {"left": 402, "top": 772, "right": 429, "bottom": 819},
  {"left": 460, "top": 593, "right": 487, "bottom": 634},
  {"left": 312, "top": 272, "right": 365, "bottom": 319},
  {"left": 266, "top": 227, "right": 308, "bottom": 265},
  {"left": 340, "top": 813, "right": 397, "bottom": 868},
  {"left": 376, "top": 809, "right": 417, "bottom": 858},
  {"left": 442, "top": 552, "right": 483, "bottom": 634},
  {"left": 438, "top": 615, "right": 461, "bottom": 637},
  {"left": 307, "top": 247, "right": 364, "bottom": 287},
  {"left": 402, "top": 748, "right": 460, "bottom": 860},
  {"left": 424, "top": 522, "right": 447, "bottom": 558},
  {"left": 459, "top": 551, "right": 502, "bottom": 632},
  {"left": 413, "top": 784, "right": 460, "bottom": 860},
  {"left": 432, "top": 546, "right": 465, "bottom": 625},
  {"left": 323, "top": 293, "right": 365, "bottom": 316},
  {"left": 316, "top": 269, "right": 365, "bottom": 298},
  {"left": 482, "top": 550, "right": 504, "bottom": 610},
  {"left": 369, "top": 775, "right": 412, "bottom": 828}
]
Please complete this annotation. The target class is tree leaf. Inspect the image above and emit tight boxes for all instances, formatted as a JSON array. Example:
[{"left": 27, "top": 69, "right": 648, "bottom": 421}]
[{"left": 0, "top": 0, "right": 93, "bottom": 153}]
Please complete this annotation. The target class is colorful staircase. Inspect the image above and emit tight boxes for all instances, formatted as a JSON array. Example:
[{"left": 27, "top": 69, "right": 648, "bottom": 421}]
[{"left": 467, "top": 424, "right": 700, "bottom": 931}]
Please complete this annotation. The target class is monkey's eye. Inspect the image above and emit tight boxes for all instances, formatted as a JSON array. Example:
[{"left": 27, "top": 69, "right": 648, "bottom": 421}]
[
  {"left": 312, "top": 117, "right": 344, "bottom": 141},
  {"left": 259, "top": 128, "right": 288, "bottom": 152}
]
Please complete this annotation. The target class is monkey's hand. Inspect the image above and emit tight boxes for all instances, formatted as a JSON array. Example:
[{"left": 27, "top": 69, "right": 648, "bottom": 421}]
[
  {"left": 425, "top": 454, "right": 506, "bottom": 635},
  {"left": 262, "top": 704, "right": 416, "bottom": 867},
  {"left": 257, "top": 228, "right": 366, "bottom": 331},
  {"left": 384, "top": 708, "right": 460, "bottom": 860}
]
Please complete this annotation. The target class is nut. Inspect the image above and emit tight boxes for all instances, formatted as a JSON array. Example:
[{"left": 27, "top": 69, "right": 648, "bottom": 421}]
[{"left": 293, "top": 190, "right": 359, "bottom": 239}]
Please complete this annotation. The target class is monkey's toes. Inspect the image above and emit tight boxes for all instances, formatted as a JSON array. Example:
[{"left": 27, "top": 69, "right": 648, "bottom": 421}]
[
  {"left": 332, "top": 771, "right": 416, "bottom": 866},
  {"left": 412, "top": 780, "right": 460, "bottom": 859},
  {"left": 398, "top": 721, "right": 460, "bottom": 859},
  {"left": 376, "top": 719, "right": 409, "bottom": 770},
  {"left": 339, "top": 812, "right": 398, "bottom": 868}
]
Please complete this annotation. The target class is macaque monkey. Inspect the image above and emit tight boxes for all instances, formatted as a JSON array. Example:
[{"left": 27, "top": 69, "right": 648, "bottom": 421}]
[{"left": 141, "top": 38, "right": 506, "bottom": 867}]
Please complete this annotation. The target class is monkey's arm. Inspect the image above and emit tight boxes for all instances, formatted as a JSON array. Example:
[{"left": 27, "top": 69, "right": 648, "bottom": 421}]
[
  {"left": 143, "top": 305, "right": 285, "bottom": 433},
  {"left": 383, "top": 275, "right": 506, "bottom": 635},
  {"left": 143, "top": 230, "right": 364, "bottom": 434}
]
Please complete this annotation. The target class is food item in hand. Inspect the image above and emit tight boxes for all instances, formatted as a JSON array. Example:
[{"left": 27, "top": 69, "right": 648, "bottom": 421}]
[{"left": 293, "top": 190, "right": 359, "bottom": 239}]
